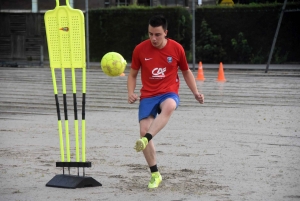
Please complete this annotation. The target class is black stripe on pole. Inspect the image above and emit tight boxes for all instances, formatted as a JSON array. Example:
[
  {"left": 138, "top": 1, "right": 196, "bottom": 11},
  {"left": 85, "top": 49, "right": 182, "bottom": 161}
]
[
  {"left": 54, "top": 94, "right": 61, "bottom": 121},
  {"left": 63, "top": 94, "right": 68, "bottom": 120},
  {"left": 73, "top": 93, "right": 78, "bottom": 120},
  {"left": 82, "top": 93, "right": 86, "bottom": 120}
]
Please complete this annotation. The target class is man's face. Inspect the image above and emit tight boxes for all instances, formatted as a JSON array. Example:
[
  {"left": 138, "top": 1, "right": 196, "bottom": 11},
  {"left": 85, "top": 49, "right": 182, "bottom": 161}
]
[{"left": 148, "top": 25, "right": 167, "bottom": 49}]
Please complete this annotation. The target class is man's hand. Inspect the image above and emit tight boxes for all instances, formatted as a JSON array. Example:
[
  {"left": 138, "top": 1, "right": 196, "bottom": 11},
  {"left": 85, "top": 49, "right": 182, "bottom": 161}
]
[
  {"left": 194, "top": 93, "right": 204, "bottom": 104},
  {"left": 128, "top": 93, "right": 138, "bottom": 104}
]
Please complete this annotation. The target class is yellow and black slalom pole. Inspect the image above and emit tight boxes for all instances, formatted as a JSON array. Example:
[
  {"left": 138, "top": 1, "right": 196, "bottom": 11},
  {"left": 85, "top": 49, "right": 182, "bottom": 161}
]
[
  {"left": 71, "top": 68, "right": 80, "bottom": 163},
  {"left": 61, "top": 68, "right": 70, "bottom": 163},
  {"left": 61, "top": 67, "right": 72, "bottom": 175},
  {"left": 82, "top": 67, "right": 86, "bottom": 163},
  {"left": 51, "top": 67, "right": 65, "bottom": 162}
]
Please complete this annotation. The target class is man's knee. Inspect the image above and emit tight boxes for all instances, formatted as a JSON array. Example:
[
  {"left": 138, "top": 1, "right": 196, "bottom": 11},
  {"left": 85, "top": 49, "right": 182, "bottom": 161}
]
[
  {"left": 140, "top": 127, "right": 148, "bottom": 137},
  {"left": 160, "top": 98, "right": 177, "bottom": 113},
  {"left": 139, "top": 117, "right": 154, "bottom": 136}
]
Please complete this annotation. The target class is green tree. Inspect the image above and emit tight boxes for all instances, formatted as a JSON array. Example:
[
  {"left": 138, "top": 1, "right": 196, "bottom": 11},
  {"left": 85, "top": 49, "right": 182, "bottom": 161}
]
[
  {"left": 231, "top": 32, "right": 252, "bottom": 63},
  {"left": 196, "top": 19, "right": 226, "bottom": 63}
]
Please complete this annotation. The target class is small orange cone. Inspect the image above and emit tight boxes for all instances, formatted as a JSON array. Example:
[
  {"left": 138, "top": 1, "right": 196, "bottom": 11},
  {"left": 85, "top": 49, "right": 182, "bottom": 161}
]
[
  {"left": 196, "top": 61, "right": 205, "bottom": 81},
  {"left": 120, "top": 72, "right": 125, "bottom": 76},
  {"left": 217, "top": 62, "right": 226, "bottom": 82}
]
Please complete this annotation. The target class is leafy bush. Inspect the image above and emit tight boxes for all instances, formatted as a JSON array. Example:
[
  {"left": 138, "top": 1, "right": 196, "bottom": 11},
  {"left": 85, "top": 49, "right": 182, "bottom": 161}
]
[
  {"left": 196, "top": 19, "right": 226, "bottom": 63},
  {"left": 88, "top": 6, "right": 191, "bottom": 62},
  {"left": 231, "top": 32, "right": 252, "bottom": 63}
]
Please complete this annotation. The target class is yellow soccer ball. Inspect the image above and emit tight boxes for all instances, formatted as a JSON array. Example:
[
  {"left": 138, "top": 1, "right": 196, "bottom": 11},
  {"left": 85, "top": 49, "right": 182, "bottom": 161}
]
[{"left": 100, "top": 52, "right": 127, "bottom": 77}]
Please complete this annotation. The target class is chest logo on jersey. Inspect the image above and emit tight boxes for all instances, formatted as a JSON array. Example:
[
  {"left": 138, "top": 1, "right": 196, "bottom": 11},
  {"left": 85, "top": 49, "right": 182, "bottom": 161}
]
[
  {"left": 152, "top": 67, "right": 166, "bottom": 78},
  {"left": 167, "top": 57, "right": 173, "bottom": 63}
]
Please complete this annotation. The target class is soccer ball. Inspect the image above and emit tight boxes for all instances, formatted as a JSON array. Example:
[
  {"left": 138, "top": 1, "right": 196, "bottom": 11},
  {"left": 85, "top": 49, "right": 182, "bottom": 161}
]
[{"left": 100, "top": 52, "right": 127, "bottom": 77}]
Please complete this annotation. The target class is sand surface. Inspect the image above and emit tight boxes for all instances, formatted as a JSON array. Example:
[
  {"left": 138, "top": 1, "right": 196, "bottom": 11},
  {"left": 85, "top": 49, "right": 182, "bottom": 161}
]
[{"left": 0, "top": 67, "right": 299, "bottom": 201}]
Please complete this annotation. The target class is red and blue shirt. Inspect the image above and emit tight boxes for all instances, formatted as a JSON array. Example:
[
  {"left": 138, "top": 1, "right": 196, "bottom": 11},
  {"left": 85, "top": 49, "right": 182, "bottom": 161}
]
[{"left": 131, "top": 39, "right": 189, "bottom": 100}]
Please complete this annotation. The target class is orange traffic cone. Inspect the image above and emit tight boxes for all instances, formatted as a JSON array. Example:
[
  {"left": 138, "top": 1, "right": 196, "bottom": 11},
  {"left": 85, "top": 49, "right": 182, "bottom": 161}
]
[
  {"left": 217, "top": 62, "right": 226, "bottom": 82},
  {"left": 196, "top": 61, "right": 205, "bottom": 81},
  {"left": 120, "top": 72, "right": 125, "bottom": 76}
]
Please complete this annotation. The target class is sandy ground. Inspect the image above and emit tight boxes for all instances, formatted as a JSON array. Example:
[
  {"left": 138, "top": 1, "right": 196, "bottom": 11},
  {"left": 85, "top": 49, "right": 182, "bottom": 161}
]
[{"left": 0, "top": 67, "right": 300, "bottom": 201}]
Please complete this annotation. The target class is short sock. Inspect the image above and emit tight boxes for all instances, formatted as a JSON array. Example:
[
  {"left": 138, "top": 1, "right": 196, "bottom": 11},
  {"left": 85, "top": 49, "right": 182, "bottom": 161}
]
[
  {"left": 150, "top": 164, "right": 158, "bottom": 173},
  {"left": 144, "top": 133, "right": 153, "bottom": 142}
]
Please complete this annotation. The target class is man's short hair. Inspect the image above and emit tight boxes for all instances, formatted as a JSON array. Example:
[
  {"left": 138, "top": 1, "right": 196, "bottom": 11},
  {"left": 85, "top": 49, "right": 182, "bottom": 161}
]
[{"left": 149, "top": 15, "right": 168, "bottom": 31}]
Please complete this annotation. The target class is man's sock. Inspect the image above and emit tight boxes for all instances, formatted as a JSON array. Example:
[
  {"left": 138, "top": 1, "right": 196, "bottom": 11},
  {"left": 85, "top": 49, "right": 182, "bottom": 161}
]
[
  {"left": 144, "top": 133, "right": 153, "bottom": 142},
  {"left": 150, "top": 164, "right": 158, "bottom": 173}
]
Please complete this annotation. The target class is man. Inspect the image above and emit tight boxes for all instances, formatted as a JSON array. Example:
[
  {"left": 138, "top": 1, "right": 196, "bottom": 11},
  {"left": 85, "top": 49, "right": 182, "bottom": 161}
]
[{"left": 127, "top": 15, "right": 204, "bottom": 189}]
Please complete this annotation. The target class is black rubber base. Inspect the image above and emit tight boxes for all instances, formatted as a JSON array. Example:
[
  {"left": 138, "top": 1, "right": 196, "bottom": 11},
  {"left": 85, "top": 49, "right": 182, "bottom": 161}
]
[{"left": 46, "top": 174, "right": 102, "bottom": 189}]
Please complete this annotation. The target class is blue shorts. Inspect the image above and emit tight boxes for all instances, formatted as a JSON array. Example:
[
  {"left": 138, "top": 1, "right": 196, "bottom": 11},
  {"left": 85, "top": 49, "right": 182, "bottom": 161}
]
[{"left": 138, "top": 93, "right": 180, "bottom": 122}]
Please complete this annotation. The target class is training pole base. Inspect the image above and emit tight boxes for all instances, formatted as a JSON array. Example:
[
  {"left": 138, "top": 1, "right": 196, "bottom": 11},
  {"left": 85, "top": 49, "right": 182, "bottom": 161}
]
[{"left": 46, "top": 174, "right": 102, "bottom": 189}]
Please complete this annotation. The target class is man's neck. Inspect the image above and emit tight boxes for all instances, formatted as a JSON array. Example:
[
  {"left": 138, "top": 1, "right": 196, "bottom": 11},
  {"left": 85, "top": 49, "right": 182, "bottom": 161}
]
[{"left": 158, "top": 38, "right": 168, "bottom": 49}]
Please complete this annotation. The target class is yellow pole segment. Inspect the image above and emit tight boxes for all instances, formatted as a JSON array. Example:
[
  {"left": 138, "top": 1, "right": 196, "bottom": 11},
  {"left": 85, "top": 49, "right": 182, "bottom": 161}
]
[
  {"left": 82, "top": 68, "right": 86, "bottom": 93},
  {"left": 62, "top": 68, "right": 70, "bottom": 162},
  {"left": 74, "top": 120, "right": 79, "bottom": 161},
  {"left": 82, "top": 120, "right": 86, "bottom": 162},
  {"left": 51, "top": 68, "right": 58, "bottom": 95},
  {"left": 51, "top": 67, "right": 65, "bottom": 162},
  {"left": 57, "top": 120, "right": 64, "bottom": 162}
]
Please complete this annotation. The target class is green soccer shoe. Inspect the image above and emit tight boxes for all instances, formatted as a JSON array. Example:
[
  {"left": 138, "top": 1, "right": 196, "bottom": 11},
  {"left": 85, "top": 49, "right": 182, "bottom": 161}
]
[
  {"left": 134, "top": 137, "right": 148, "bottom": 152},
  {"left": 148, "top": 172, "right": 162, "bottom": 189}
]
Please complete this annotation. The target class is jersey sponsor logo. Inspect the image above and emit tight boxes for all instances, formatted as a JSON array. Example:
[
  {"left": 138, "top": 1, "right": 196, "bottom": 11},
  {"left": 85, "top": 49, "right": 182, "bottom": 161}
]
[
  {"left": 145, "top": 58, "right": 152, "bottom": 61},
  {"left": 152, "top": 67, "right": 166, "bottom": 78},
  {"left": 167, "top": 57, "right": 172, "bottom": 63}
]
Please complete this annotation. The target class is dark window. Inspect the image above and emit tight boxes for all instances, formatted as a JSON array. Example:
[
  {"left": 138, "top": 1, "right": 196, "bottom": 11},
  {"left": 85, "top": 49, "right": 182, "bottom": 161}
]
[
  {"left": 105, "top": 0, "right": 110, "bottom": 7},
  {"left": 116, "top": 0, "right": 129, "bottom": 6},
  {"left": 138, "top": 0, "right": 150, "bottom": 6}
]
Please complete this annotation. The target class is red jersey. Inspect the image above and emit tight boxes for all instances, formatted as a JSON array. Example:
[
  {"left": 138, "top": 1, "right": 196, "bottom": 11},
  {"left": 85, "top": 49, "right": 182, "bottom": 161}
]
[{"left": 131, "top": 39, "right": 189, "bottom": 100}]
